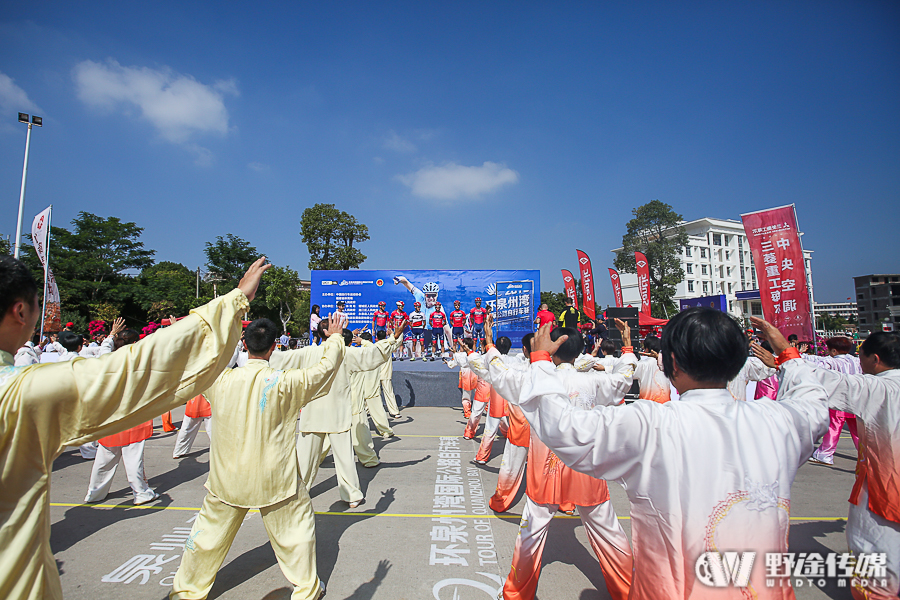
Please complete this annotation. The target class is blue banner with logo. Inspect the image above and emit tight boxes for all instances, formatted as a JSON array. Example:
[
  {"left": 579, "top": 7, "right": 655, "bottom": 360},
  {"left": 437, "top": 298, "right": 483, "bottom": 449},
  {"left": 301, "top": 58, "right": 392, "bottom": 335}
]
[
  {"left": 679, "top": 294, "right": 727, "bottom": 312},
  {"left": 311, "top": 269, "right": 540, "bottom": 345}
]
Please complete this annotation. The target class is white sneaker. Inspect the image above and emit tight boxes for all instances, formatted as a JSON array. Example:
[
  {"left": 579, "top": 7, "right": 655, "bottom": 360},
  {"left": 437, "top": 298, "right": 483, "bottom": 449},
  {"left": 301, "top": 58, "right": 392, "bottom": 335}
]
[{"left": 135, "top": 490, "right": 160, "bottom": 505}]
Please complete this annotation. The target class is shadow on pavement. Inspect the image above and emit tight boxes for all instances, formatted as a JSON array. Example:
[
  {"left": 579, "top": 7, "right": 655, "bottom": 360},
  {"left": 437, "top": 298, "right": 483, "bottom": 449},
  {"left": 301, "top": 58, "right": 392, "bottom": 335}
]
[
  {"left": 151, "top": 451, "right": 210, "bottom": 495},
  {"left": 541, "top": 518, "right": 613, "bottom": 600},
  {"left": 344, "top": 559, "right": 391, "bottom": 600},
  {"left": 356, "top": 455, "right": 431, "bottom": 497},
  {"left": 788, "top": 519, "right": 849, "bottom": 600},
  {"left": 51, "top": 504, "right": 156, "bottom": 554}
]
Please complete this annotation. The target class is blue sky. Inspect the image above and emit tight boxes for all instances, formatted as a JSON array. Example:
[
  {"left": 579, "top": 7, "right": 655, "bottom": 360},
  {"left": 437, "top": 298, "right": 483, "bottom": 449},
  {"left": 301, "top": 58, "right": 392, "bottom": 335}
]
[{"left": 1, "top": 1, "right": 897, "bottom": 304}]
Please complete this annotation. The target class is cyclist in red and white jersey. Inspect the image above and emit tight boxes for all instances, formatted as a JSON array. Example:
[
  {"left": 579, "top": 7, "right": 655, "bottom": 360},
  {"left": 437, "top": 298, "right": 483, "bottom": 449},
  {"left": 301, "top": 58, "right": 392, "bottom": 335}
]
[
  {"left": 390, "top": 301, "right": 409, "bottom": 360},
  {"left": 408, "top": 302, "right": 427, "bottom": 360},
  {"left": 372, "top": 301, "right": 390, "bottom": 334},
  {"left": 469, "top": 297, "right": 488, "bottom": 351},
  {"left": 429, "top": 302, "right": 447, "bottom": 359},
  {"left": 449, "top": 301, "right": 468, "bottom": 351}
]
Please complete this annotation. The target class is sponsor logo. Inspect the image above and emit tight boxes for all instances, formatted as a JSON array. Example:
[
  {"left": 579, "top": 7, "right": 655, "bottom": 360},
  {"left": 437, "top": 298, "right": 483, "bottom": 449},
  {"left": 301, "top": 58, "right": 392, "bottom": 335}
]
[
  {"left": 564, "top": 276, "right": 572, "bottom": 282},
  {"left": 611, "top": 273, "right": 619, "bottom": 280},
  {"left": 376, "top": 279, "right": 384, "bottom": 286},
  {"left": 696, "top": 552, "right": 755, "bottom": 588},
  {"left": 637, "top": 260, "right": 647, "bottom": 268},
  {"left": 322, "top": 280, "right": 338, "bottom": 286},
  {"left": 579, "top": 257, "right": 589, "bottom": 265}
]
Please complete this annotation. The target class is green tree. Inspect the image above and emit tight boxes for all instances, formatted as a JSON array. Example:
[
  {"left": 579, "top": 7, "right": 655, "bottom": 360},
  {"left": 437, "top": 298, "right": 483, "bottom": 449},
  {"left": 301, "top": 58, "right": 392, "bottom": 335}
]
[
  {"left": 264, "top": 265, "right": 303, "bottom": 334},
  {"left": 614, "top": 200, "right": 688, "bottom": 319},
  {"left": 204, "top": 234, "right": 259, "bottom": 289},
  {"left": 137, "top": 261, "right": 200, "bottom": 316},
  {"left": 300, "top": 203, "right": 369, "bottom": 270},
  {"left": 540, "top": 291, "right": 568, "bottom": 319},
  {"left": 20, "top": 212, "right": 155, "bottom": 322}
]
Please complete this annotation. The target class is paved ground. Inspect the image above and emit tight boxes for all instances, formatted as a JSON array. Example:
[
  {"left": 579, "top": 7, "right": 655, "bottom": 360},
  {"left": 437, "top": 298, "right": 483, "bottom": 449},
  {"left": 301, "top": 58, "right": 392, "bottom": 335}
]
[{"left": 50, "top": 405, "right": 859, "bottom": 600}]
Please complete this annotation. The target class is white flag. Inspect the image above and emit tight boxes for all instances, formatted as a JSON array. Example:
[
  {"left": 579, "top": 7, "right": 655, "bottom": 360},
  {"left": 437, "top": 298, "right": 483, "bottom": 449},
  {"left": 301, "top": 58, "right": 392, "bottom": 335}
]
[{"left": 30, "top": 207, "right": 60, "bottom": 303}]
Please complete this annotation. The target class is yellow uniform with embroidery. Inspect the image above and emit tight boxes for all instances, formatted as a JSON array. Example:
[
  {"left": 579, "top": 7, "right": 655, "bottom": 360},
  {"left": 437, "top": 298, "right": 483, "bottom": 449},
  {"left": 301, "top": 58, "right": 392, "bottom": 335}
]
[
  {"left": 0, "top": 289, "right": 249, "bottom": 600},
  {"left": 171, "top": 334, "right": 345, "bottom": 600}
]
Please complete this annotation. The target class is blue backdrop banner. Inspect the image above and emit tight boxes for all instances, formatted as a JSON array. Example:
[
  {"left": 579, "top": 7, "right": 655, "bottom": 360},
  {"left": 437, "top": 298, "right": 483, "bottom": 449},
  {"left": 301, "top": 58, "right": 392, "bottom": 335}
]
[
  {"left": 311, "top": 269, "right": 541, "bottom": 345},
  {"left": 679, "top": 294, "right": 727, "bottom": 312}
]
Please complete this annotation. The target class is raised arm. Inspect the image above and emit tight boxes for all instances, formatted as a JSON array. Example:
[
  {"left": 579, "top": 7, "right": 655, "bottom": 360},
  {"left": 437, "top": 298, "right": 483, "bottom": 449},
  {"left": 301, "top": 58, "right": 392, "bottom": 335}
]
[
  {"left": 283, "top": 333, "right": 346, "bottom": 412},
  {"left": 25, "top": 258, "right": 269, "bottom": 449}
]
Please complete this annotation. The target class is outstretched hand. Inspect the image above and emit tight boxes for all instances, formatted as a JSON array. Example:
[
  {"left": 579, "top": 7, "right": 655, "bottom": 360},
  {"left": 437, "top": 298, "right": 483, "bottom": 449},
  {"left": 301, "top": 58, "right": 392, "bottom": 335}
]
[
  {"left": 749, "top": 317, "right": 789, "bottom": 356},
  {"left": 323, "top": 313, "right": 344, "bottom": 338},
  {"left": 532, "top": 323, "right": 567, "bottom": 356},
  {"left": 108, "top": 317, "right": 125, "bottom": 338},
  {"left": 613, "top": 318, "right": 632, "bottom": 348},
  {"left": 750, "top": 341, "right": 777, "bottom": 369},
  {"left": 237, "top": 257, "right": 272, "bottom": 302},
  {"left": 392, "top": 319, "right": 407, "bottom": 339}
]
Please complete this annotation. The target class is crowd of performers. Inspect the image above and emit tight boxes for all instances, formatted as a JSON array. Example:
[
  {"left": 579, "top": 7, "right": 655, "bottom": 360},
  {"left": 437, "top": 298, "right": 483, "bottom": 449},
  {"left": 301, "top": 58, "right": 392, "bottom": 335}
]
[{"left": 1, "top": 253, "right": 899, "bottom": 600}]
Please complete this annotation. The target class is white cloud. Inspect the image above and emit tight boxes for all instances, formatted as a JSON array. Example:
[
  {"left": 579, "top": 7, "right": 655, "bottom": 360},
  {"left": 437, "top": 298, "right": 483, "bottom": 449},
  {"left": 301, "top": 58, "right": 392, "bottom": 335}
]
[
  {"left": 0, "top": 72, "right": 40, "bottom": 115},
  {"left": 247, "top": 161, "right": 270, "bottom": 172},
  {"left": 396, "top": 161, "right": 520, "bottom": 200},
  {"left": 383, "top": 130, "right": 416, "bottom": 153},
  {"left": 72, "top": 59, "right": 237, "bottom": 147}
]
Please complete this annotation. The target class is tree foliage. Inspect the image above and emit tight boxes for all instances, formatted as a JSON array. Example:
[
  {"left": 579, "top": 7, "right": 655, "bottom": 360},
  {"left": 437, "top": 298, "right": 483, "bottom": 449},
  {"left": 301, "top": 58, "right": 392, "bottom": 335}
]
[
  {"left": 264, "top": 265, "right": 303, "bottom": 333},
  {"left": 300, "top": 203, "right": 369, "bottom": 270},
  {"left": 613, "top": 200, "right": 688, "bottom": 318},
  {"left": 204, "top": 234, "right": 259, "bottom": 287},
  {"left": 137, "top": 261, "right": 200, "bottom": 317}
]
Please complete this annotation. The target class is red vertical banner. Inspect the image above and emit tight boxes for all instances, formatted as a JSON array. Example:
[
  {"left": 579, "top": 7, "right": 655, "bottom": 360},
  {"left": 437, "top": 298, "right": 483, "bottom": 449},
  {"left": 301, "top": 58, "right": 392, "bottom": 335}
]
[
  {"left": 608, "top": 268, "right": 624, "bottom": 307},
  {"left": 741, "top": 205, "right": 813, "bottom": 340},
  {"left": 561, "top": 269, "right": 578, "bottom": 309},
  {"left": 635, "top": 252, "right": 651, "bottom": 315},
  {"left": 576, "top": 250, "right": 596, "bottom": 320}
]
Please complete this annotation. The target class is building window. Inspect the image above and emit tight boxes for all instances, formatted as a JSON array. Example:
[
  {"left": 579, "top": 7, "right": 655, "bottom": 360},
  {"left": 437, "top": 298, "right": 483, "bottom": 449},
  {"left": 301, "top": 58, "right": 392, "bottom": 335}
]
[
  {"left": 688, "top": 281, "right": 694, "bottom": 293},
  {"left": 728, "top": 283, "right": 733, "bottom": 294},
  {"left": 685, "top": 247, "right": 692, "bottom": 257},
  {"left": 713, "top": 233, "right": 722, "bottom": 246},
  {"left": 687, "top": 264, "right": 693, "bottom": 274},
  {"left": 703, "top": 282, "right": 709, "bottom": 294},
  {"left": 752, "top": 302, "right": 763, "bottom": 316},
  {"left": 724, "top": 234, "right": 729, "bottom": 246},
  {"left": 727, "top": 266, "right": 732, "bottom": 276},
  {"left": 701, "top": 265, "right": 708, "bottom": 275},
  {"left": 700, "top": 248, "right": 707, "bottom": 259},
  {"left": 729, "top": 300, "right": 733, "bottom": 311},
  {"left": 861, "top": 317, "right": 867, "bottom": 323}
]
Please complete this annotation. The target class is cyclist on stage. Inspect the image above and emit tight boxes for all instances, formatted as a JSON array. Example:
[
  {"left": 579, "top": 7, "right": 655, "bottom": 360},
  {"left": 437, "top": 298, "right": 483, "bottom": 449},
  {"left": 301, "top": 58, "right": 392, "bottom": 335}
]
[
  {"left": 408, "top": 302, "right": 427, "bottom": 361},
  {"left": 372, "top": 301, "right": 390, "bottom": 334},
  {"left": 469, "top": 297, "right": 488, "bottom": 352},
  {"left": 391, "top": 301, "right": 409, "bottom": 360},
  {"left": 449, "top": 301, "right": 468, "bottom": 352},
  {"left": 429, "top": 302, "right": 448, "bottom": 360}
]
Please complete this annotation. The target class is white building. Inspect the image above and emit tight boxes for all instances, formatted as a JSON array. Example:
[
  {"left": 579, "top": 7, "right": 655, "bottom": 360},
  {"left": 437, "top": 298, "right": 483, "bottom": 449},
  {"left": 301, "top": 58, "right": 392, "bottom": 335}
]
[
  {"left": 613, "top": 217, "right": 814, "bottom": 321},
  {"left": 813, "top": 301, "right": 857, "bottom": 320}
]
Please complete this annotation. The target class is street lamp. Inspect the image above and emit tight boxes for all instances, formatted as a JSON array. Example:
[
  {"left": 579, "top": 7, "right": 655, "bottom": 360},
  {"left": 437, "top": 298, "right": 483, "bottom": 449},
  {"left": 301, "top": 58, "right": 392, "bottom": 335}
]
[{"left": 14, "top": 112, "right": 42, "bottom": 259}]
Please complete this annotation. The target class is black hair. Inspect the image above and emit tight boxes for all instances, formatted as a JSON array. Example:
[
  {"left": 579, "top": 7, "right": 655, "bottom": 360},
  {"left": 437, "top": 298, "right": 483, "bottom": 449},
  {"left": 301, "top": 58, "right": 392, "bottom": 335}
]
[
  {"left": 600, "top": 339, "right": 617, "bottom": 357},
  {"left": 118, "top": 329, "right": 140, "bottom": 346},
  {"left": 0, "top": 256, "right": 38, "bottom": 319},
  {"left": 288, "top": 339, "right": 297, "bottom": 349},
  {"left": 376, "top": 330, "right": 387, "bottom": 340},
  {"left": 660, "top": 307, "right": 747, "bottom": 384},
  {"left": 342, "top": 329, "right": 354, "bottom": 346},
  {"left": 495, "top": 336, "right": 512, "bottom": 355},
  {"left": 551, "top": 327, "right": 584, "bottom": 363},
  {"left": 787, "top": 334, "right": 798, "bottom": 342},
  {"left": 860, "top": 332, "right": 900, "bottom": 369},
  {"left": 565, "top": 297, "right": 573, "bottom": 304},
  {"left": 244, "top": 318, "right": 280, "bottom": 353},
  {"left": 360, "top": 332, "right": 373, "bottom": 341},
  {"left": 760, "top": 340, "right": 774, "bottom": 353},
  {"left": 59, "top": 331, "right": 83, "bottom": 352},
  {"left": 521, "top": 333, "right": 534, "bottom": 353},
  {"left": 643, "top": 335, "right": 661, "bottom": 353},
  {"left": 311, "top": 304, "right": 320, "bottom": 315},
  {"left": 461, "top": 337, "right": 474, "bottom": 350},
  {"left": 317, "top": 319, "right": 329, "bottom": 337}
]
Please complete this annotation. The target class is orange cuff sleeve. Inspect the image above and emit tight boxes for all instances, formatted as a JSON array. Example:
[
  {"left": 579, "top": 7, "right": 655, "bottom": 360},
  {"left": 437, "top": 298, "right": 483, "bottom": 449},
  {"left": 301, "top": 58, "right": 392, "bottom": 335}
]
[
  {"left": 621, "top": 346, "right": 633, "bottom": 354},
  {"left": 775, "top": 347, "right": 801, "bottom": 367},
  {"left": 530, "top": 351, "right": 552, "bottom": 363}
]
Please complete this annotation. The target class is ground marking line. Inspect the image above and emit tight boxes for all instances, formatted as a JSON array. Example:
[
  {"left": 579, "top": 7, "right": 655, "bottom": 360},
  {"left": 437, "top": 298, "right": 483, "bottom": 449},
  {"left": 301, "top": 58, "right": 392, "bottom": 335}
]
[{"left": 49, "top": 503, "right": 845, "bottom": 521}]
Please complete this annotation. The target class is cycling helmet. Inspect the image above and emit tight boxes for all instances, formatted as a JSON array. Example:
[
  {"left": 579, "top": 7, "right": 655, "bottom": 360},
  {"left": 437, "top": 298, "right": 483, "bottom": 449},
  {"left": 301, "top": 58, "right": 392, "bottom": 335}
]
[
  {"left": 397, "top": 301, "right": 404, "bottom": 308},
  {"left": 422, "top": 282, "right": 440, "bottom": 294},
  {"left": 378, "top": 301, "right": 386, "bottom": 307},
  {"left": 414, "top": 302, "right": 421, "bottom": 309},
  {"left": 474, "top": 297, "right": 482, "bottom": 303},
  {"left": 453, "top": 300, "right": 461, "bottom": 307},
  {"left": 435, "top": 302, "right": 442, "bottom": 307}
]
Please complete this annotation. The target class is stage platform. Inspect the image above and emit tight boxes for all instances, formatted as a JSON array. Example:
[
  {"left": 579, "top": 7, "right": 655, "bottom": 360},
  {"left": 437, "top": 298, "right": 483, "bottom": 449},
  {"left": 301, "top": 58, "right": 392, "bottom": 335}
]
[{"left": 389, "top": 356, "right": 462, "bottom": 407}]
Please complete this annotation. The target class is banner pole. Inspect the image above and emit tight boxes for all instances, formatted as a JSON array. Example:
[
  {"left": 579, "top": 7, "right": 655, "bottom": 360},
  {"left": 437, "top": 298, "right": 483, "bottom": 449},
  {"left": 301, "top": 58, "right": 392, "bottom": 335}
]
[
  {"left": 40, "top": 206, "right": 51, "bottom": 338},
  {"left": 791, "top": 203, "right": 816, "bottom": 341}
]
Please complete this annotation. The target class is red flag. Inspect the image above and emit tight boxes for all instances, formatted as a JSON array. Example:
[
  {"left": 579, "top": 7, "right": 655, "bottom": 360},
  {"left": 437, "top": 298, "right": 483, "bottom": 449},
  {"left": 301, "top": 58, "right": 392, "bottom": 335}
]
[
  {"left": 635, "top": 252, "right": 651, "bottom": 315},
  {"left": 608, "top": 268, "right": 624, "bottom": 307},
  {"left": 576, "top": 250, "right": 596, "bottom": 320},
  {"left": 561, "top": 269, "right": 578, "bottom": 309},
  {"left": 741, "top": 205, "right": 814, "bottom": 340}
]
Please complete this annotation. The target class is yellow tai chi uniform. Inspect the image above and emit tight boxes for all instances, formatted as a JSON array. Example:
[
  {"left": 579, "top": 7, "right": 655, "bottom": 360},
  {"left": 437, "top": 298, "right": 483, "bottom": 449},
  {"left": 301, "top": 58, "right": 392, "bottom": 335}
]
[
  {"left": 0, "top": 289, "right": 249, "bottom": 600},
  {"left": 170, "top": 334, "right": 345, "bottom": 600}
]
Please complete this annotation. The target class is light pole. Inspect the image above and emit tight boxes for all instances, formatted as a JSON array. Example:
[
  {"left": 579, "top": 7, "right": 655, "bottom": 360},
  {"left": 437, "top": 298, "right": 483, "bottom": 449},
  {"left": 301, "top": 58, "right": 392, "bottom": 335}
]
[{"left": 14, "top": 112, "right": 42, "bottom": 259}]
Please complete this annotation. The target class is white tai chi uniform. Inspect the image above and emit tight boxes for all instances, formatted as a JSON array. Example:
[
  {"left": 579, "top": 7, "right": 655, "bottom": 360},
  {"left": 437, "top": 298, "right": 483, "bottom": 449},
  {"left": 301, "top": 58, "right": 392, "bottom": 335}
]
[
  {"left": 487, "top": 352, "right": 829, "bottom": 599},
  {"left": 14, "top": 342, "right": 41, "bottom": 366},
  {"left": 801, "top": 364, "right": 900, "bottom": 599},
  {"left": 727, "top": 355, "right": 776, "bottom": 401},
  {"left": 379, "top": 344, "right": 400, "bottom": 416}
]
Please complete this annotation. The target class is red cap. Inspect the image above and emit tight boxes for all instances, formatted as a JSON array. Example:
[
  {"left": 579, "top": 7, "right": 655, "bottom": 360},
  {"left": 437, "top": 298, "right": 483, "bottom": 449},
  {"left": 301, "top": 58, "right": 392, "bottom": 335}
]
[{"left": 66, "top": 322, "right": 74, "bottom": 328}]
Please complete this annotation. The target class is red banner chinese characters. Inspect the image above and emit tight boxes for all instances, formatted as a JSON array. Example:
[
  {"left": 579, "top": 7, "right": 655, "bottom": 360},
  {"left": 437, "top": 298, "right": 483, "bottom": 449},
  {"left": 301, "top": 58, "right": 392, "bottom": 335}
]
[
  {"left": 561, "top": 270, "right": 578, "bottom": 309},
  {"left": 635, "top": 252, "right": 651, "bottom": 315},
  {"left": 608, "top": 268, "right": 623, "bottom": 307},
  {"left": 576, "top": 250, "right": 596, "bottom": 320},
  {"left": 741, "top": 205, "right": 813, "bottom": 340}
]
